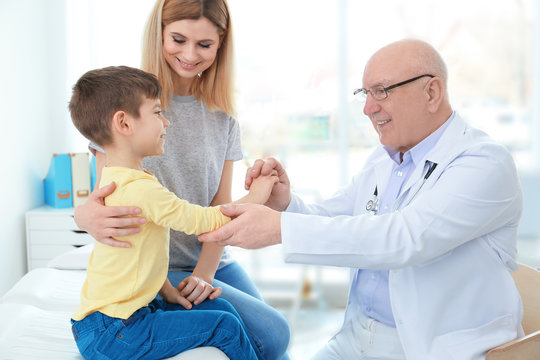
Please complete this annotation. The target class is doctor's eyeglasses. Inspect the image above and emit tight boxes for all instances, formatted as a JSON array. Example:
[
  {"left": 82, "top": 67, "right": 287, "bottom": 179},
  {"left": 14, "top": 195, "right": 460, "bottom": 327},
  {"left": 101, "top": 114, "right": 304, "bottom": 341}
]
[{"left": 353, "top": 74, "right": 434, "bottom": 101}]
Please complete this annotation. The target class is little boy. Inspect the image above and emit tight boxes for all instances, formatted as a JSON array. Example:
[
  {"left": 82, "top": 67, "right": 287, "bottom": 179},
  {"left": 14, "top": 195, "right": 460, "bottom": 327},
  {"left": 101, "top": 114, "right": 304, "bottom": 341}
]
[{"left": 68, "top": 66, "right": 274, "bottom": 360}]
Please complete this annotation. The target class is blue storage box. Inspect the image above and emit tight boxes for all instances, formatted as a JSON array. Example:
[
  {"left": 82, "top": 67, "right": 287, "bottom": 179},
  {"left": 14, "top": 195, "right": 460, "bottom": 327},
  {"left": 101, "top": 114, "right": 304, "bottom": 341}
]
[{"left": 44, "top": 153, "right": 73, "bottom": 208}]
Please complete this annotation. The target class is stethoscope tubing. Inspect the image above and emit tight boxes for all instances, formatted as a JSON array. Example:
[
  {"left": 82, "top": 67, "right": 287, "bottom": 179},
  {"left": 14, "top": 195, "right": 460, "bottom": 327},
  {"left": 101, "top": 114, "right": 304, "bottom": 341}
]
[{"left": 366, "top": 162, "right": 437, "bottom": 215}]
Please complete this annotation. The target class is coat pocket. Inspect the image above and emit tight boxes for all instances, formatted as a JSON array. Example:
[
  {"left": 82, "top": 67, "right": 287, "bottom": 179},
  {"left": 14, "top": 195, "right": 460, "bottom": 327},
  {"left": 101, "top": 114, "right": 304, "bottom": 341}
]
[{"left": 432, "top": 314, "right": 518, "bottom": 360}]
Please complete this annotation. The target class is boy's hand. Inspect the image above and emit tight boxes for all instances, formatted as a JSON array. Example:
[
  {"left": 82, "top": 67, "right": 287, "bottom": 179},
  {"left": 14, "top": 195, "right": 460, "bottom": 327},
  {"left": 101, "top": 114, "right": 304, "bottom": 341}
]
[
  {"left": 177, "top": 275, "right": 223, "bottom": 305},
  {"left": 247, "top": 173, "right": 279, "bottom": 204},
  {"left": 245, "top": 157, "right": 291, "bottom": 210},
  {"left": 159, "top": 279, "right": 192, "bottom": 309}
]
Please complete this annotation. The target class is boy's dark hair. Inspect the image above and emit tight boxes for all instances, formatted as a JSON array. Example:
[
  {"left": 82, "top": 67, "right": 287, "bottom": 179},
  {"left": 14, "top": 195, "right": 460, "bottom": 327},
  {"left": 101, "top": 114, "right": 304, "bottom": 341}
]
[{"left": 69, "top": 66, "right": 162, "bottom": 146}]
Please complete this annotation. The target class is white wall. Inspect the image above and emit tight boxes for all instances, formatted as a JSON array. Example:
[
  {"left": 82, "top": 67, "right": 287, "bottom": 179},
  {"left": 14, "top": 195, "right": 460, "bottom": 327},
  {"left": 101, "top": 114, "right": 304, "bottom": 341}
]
[{"left": 0, "top": 0, "right": 71, "bottom": 296}]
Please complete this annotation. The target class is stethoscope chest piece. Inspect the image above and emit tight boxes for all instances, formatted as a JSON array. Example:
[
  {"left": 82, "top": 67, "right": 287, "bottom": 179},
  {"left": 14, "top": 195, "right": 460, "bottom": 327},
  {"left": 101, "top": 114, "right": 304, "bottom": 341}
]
[
  {"left": 366, "top": 186, "right": 379, "bottom": 215},
  {"left": 365, "top": 161, "right": 437, "bottom": 216}
]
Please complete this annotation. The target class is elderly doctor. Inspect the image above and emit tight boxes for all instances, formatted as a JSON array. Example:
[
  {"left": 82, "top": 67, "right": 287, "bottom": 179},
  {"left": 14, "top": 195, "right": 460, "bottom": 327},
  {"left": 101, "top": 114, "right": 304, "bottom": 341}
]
[{"left": 200, "top": 39, "right": 524, "bottom": 360}]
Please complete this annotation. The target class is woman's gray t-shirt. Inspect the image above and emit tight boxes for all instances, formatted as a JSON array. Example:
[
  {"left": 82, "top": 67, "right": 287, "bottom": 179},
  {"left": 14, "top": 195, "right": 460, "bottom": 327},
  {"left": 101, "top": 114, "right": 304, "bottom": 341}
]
[{"left": 91, "top": 95, "right": 243, "bottom": 271}]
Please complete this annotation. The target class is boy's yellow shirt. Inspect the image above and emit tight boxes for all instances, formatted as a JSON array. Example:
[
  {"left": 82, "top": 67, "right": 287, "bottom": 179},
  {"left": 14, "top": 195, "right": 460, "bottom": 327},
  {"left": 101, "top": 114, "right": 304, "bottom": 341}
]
[{"left": 72, "top": 166, "right": 230, "bottom": 321}]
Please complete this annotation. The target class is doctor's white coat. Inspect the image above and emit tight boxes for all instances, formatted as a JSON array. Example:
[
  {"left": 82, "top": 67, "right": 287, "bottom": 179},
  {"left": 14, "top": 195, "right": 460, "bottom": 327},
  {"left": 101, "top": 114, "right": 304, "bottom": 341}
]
[{"left": 281, "top": 114, "right": 524, "bottom": 360}]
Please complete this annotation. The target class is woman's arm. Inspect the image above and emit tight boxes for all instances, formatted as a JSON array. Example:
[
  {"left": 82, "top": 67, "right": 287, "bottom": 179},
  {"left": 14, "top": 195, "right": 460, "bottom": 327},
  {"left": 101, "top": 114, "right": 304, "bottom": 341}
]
[
  {"left": 179, "top": 160, "right": 234, "bottom": 303},
  {"left": 195, "top": 160, "right": 234, "bottom": 279}
]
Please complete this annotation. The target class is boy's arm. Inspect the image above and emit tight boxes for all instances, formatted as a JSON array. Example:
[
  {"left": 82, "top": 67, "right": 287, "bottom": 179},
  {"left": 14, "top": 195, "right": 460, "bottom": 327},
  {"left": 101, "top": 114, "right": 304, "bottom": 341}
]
[
  {"left": 143, "top": 183, "right": 231, "bottom": 236},
  {"left": 233, "top": 174, "right": 279, "bottom": 205},
  {"left": 141, "top": 166, "right": 277, "bottom": 236}
]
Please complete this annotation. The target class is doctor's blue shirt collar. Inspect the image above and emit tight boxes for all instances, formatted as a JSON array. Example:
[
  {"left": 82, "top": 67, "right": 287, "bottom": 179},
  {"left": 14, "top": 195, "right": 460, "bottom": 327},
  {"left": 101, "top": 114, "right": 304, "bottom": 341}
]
[{"left": 383, "top": 111, "right": 456, "bottom": 166}]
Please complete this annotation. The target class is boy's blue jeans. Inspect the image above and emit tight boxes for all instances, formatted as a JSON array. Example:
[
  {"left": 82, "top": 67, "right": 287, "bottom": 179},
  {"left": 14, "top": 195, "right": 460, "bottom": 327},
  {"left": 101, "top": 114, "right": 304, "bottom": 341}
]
[{"left": 71, "top": 297, "right": 262, "bottom": 360}]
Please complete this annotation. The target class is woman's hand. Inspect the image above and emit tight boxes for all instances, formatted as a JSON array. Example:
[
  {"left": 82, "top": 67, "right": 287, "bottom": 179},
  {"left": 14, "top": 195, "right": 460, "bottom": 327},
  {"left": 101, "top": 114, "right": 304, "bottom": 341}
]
[
  {"left": 177, "top": 275, "right": 223, "bottom": 305},
  {"left": 73, "top": 182, "right": 146, "bottom": 247}
]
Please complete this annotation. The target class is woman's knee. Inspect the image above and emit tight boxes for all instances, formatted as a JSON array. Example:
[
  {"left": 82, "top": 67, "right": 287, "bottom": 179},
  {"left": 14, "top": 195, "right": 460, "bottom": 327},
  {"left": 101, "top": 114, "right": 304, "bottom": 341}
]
[{"left": 264, "top": 312, "right": 291, "bottom": 358}]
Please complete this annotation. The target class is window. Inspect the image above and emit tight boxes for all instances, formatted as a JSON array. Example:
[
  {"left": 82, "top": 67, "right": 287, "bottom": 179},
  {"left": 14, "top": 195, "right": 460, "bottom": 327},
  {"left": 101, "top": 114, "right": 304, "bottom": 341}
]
[{"left": 230, "top": 0, "right": 538, "bottom": 200}]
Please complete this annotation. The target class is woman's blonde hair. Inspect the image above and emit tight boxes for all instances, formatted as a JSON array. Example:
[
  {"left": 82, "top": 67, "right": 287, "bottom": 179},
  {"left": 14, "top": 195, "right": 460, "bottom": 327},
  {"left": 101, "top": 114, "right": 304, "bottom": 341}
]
[{"left": 142, "top": 0, "right": 235, "bottom": 115}]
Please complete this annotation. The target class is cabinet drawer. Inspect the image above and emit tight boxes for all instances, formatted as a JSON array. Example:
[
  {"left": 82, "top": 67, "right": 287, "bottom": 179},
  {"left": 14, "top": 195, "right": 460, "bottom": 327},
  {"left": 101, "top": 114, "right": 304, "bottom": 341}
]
[
  {"left": 27, "top": 214, "right": 79, "bottom": 230},
  {"left": 29, "top": 230, "right": 93, "bottom": 246},
  {"left": 29, "top": 244, "right": 82, "bottom": 260}
]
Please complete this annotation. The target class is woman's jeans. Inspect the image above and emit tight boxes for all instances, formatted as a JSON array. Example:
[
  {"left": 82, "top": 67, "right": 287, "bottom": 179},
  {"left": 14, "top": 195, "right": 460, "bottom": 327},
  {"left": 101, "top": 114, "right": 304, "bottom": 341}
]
[
  {"left": 71, "top": 297, "right": 262, "bottom": 360},
  {"left": 168, "top": 261, "right": 291, "bottom": 360}
]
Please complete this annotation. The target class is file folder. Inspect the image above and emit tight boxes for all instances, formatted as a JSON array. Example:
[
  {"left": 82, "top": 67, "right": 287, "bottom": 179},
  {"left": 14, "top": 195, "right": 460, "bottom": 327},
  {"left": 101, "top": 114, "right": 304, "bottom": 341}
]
[
  {"left": 44, "top": 153, "right": 72, "bottom": 208},
  {"left": 70, "top": 152, "right": 91, "bottom": 207}
]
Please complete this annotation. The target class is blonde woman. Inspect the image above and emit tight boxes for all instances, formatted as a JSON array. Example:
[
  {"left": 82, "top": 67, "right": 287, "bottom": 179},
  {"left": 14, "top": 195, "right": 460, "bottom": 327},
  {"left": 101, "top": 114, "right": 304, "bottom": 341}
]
[{"left": 74, "top": 1, "right": 290, "bottom": 359}]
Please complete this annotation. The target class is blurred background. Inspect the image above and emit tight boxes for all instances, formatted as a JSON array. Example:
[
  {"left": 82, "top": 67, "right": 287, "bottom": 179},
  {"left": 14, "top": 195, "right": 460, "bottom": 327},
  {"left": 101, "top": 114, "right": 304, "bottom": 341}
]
[{"left": 1, "top": 0, "right": 539, "bottom": 357}]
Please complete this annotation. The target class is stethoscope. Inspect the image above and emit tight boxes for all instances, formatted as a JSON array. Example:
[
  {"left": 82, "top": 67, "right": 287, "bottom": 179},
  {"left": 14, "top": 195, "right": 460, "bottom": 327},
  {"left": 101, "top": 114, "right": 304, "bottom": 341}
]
[{"left": 366, "top": 161, "right": 438, "bottom": 215}]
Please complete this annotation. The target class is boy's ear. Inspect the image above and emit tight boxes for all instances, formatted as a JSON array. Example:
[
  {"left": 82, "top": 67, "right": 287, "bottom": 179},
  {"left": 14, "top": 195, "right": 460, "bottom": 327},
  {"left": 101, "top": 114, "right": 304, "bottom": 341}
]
[{"left": 111, "top": 111, "right": 133, "bottom": 136}]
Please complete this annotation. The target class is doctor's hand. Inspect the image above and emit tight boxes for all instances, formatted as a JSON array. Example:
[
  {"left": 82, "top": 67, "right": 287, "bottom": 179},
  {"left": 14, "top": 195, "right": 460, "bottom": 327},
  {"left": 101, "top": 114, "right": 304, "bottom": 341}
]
[
  {"left": 73, "top": 182, "right": 146, "bottom": 248},
  {"left": 245, "top": 157, "right": 291, "bottom": 211},
  {"left": 199, "top": 203, "right": 282, "bottom": 249}
]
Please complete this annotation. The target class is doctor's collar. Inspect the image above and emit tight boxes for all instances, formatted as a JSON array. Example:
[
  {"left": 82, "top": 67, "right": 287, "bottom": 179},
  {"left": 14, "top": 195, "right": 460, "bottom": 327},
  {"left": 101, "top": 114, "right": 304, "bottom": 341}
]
[{"left": 383, "top": 112, "right": 455, "bottom": 166}]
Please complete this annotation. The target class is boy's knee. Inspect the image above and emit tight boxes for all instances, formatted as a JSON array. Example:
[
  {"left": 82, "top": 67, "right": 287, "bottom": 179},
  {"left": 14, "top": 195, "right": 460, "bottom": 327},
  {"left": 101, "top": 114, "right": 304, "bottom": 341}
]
[
  {"left": 217, "top": 311, "right": 243, "bottom": 333},
  {"left": 208, "top": 298, "right": 236, "bottom": 313}
]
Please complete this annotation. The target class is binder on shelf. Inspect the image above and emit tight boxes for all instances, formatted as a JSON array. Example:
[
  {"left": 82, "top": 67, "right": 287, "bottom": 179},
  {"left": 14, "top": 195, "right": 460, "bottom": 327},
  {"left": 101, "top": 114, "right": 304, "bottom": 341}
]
[
  {"left": 70, "top": 152, "right": 91, "bottom": 207},
  {"left": 44, "top": 153, "right": 73, "bottom": 208}
]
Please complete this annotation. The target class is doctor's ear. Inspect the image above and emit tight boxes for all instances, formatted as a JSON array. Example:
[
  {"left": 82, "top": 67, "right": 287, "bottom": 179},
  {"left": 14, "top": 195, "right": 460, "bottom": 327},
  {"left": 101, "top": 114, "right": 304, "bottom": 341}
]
[
  {"left": 111, "top": 111, "right": 133, "bottom": 136},
  {"left": 424, "top": 77, "right": 444, "bottom": 113}
]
